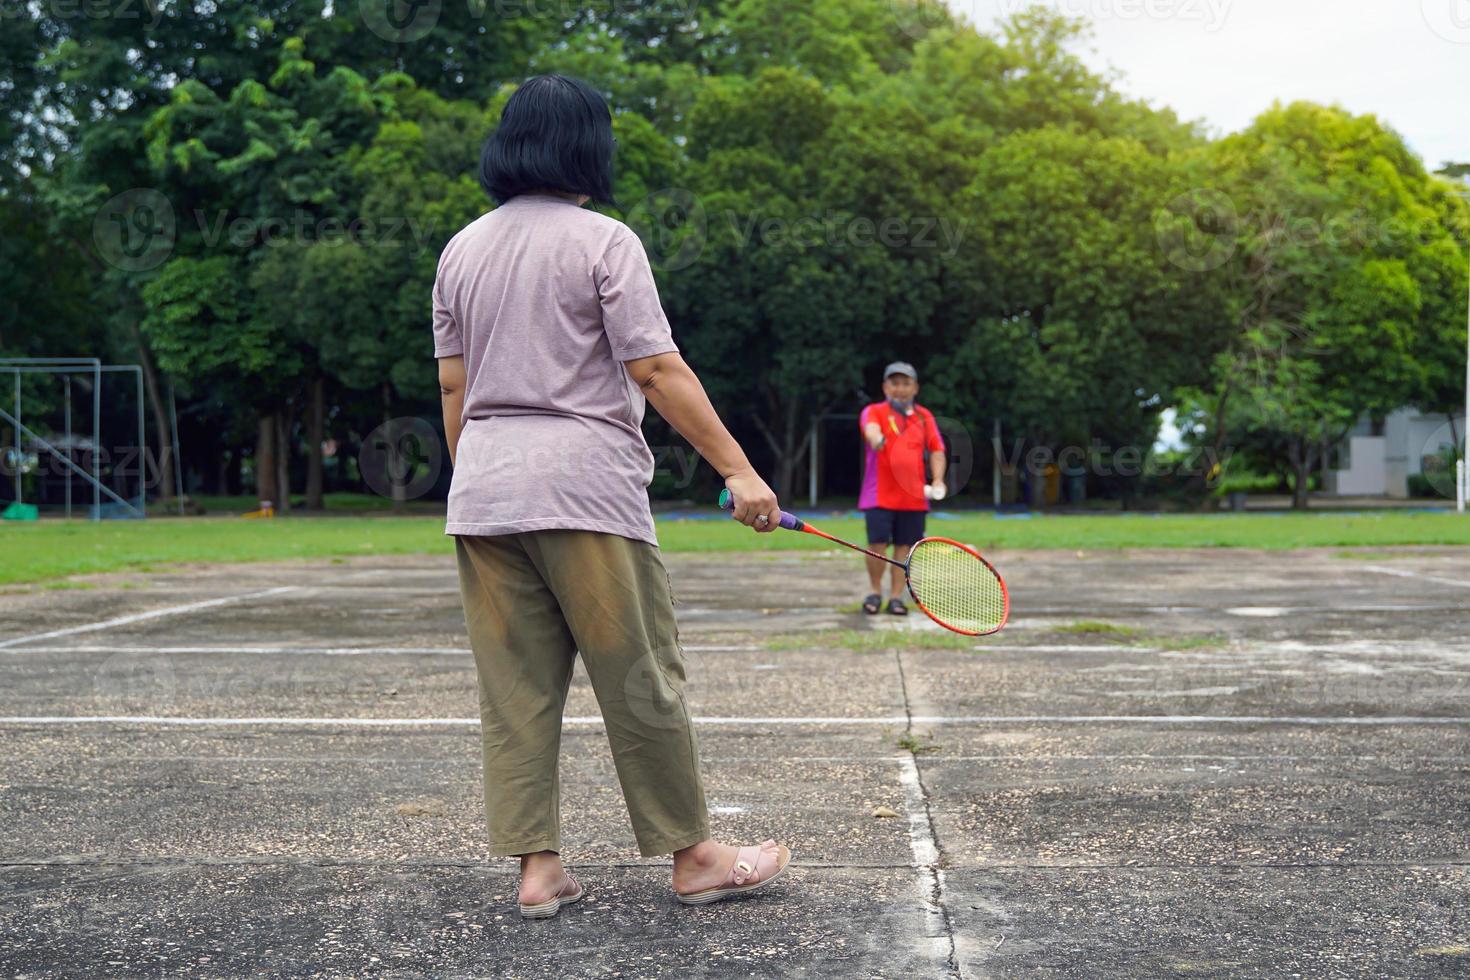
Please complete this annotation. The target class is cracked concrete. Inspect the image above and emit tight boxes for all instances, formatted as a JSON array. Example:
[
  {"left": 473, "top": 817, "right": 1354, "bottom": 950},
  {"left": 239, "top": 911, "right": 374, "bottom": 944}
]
[{"left": 1, "top": 545, "right": 1468, "bottom": 976}]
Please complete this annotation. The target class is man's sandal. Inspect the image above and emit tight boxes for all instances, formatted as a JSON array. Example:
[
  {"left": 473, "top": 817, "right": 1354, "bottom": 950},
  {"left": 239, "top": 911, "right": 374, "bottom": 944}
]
[
  {"left": 862, "top": 593, "right": 882, "bottom": 615},
  {"left": 518, "top": 873, "right": 585, "bottom": 919},
  {"left": 887, "top": 597, "right": 909, "bottom": 616},
  {"left": 675, "top": 841, "right": 791, "bottom": 906}
]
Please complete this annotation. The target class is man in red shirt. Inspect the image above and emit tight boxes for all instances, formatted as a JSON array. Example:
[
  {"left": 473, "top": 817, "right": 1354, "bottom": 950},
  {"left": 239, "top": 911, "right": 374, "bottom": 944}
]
[{"left": 858, "top": 362, "right": 947, "bottom": 615}]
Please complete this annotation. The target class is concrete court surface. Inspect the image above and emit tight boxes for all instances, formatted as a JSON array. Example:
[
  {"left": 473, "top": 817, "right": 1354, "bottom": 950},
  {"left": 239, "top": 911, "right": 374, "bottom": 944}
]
[{"left": 0, "top": 543, "right": 1468, "bottom": 978}]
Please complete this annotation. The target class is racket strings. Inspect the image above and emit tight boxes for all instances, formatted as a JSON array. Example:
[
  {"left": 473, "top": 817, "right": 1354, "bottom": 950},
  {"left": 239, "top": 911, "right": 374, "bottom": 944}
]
[{"left": 906, "top": 539, "right": 1007, "bottom": 635}]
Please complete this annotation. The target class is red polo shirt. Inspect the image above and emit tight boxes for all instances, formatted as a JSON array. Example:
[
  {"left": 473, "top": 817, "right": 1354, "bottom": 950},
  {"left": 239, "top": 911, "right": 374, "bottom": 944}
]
[{"left": 859, "top": 402, "right": 944, "bottom": 512}]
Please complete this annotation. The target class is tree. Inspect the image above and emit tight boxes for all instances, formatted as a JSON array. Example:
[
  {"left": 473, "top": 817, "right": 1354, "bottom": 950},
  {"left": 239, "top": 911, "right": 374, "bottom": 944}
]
[
  {"left": 1190, "top": 103, "right": 1468, "bottom": 507},
  {"left": 139, "top": 37, "right": 388, "bottom": 507}
]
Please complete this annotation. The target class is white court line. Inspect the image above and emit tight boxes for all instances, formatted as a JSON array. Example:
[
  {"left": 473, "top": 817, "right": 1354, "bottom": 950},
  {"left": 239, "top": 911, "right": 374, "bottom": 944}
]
[
  {"left": 1362, "top": 565, "right": 1470, "bottom": 589},
  {"left": 3, "top": 714, "right": 1469, "bottom": 727},
  {"left": 682, "top": 645, "right": 760, "bottom": 652},
  {"left": 59, "top": 754, "right": 1470, "bottom": 764},
  {"left": 5, "top": 645, "right": 467, "bottom": 657},
  {"left": 0, "top": 587, "right": 300, "bottom": 650},
  {"left": 896, "top": 754, "right": 954, "bottom": 968},
  {"left": 896, "top": 755, "right": 939, "bottom": 867},
  {"left": 5, "top": 643, "right": 755, "bottom": 656}
]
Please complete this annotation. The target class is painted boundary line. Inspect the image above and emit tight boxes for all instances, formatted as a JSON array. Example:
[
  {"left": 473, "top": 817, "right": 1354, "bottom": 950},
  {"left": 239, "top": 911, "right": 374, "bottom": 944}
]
[
  {"left": 897, "top": 754, "right": 939, "bottom": 869},
  {"left": 3, "top": 714, "right": 1469, "bottom": 727},
  {"left": 1361, "top": 565, "right": 1470, "bottom": 590},
  {"left": 6, "top": 645, "right": 467, "bottom": 657},
  {"left": 0, "top": 587, "right": 301, "bottom": 650},
  {"left": 897, "top": 752, "right": 955, "bottom": 972},
  {"left": 1, "top": 643, "right": 760, "bottom": 656}
]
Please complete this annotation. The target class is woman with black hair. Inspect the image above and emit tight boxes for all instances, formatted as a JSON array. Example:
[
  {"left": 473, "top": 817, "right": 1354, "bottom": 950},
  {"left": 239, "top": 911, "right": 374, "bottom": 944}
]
[{"left": 433, "top": 74, "right": 791, "bottom": 917}]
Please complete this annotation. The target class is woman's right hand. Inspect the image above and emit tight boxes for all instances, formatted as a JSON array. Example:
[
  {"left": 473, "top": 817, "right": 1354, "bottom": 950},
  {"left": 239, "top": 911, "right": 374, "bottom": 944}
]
[{"left": 723, "top": 469, "right": 782, "bottom": 533}]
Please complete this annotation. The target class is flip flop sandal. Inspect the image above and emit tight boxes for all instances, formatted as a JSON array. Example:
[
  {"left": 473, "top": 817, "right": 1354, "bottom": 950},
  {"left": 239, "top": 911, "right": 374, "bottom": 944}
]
[
  {"left": 862, "top": 593, "right": 882, "bottom": 615},
  {"left": 675, "top": 841, "right": 791, "bottom": 906},
  {"left": 519, "top": 873, "right": 585, "bottom": 919},
  {"left": 887, "top": 597, "right": 909, "bottom": 616}
]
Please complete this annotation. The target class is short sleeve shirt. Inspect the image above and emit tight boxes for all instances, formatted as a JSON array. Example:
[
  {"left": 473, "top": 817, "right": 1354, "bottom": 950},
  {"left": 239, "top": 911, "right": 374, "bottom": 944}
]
[
  {"left": 858, "top": 402, "right": 945, "bottom": 512},
  {"left": 431, "top": 193, "right": 678, "bottom": 545}
]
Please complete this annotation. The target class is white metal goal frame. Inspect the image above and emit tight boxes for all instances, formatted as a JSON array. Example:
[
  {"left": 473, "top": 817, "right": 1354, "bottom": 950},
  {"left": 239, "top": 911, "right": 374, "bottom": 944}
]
[{"left": 0, "top": 357, "right": 148, "bottom": 520}]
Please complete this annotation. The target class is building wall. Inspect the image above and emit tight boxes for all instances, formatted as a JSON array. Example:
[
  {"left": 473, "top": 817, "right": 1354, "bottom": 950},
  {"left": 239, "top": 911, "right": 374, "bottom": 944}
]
[
  {"left": 1332, "top": 408, "right": 1464, "bottom": 498},
  {"left": 1332, "top": 435, "right": 1389, "bottom": 495}
]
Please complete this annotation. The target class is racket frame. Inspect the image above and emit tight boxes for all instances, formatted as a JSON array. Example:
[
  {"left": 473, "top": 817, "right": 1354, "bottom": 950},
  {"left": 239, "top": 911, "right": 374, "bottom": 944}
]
[{"left": 904, "top": 536, "right": 1010, "bottom": 637}]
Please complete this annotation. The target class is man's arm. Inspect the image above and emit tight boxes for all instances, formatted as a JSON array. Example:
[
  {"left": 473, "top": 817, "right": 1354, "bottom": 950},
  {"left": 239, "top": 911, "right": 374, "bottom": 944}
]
[
  {"left": 863, "top": 418, "right": 885, "bottom": 451},
  {"left": 438, "top": 355, "right": 466, "bottom": 468},
  {"left": 925, "top": 413, "right": 947, "bottom": 490},
  {"left": 929, "top": 447, "right": 948, "bottom": 488},
  {"left": 624, "top": 351, "right": 781, "bottom": 531}
]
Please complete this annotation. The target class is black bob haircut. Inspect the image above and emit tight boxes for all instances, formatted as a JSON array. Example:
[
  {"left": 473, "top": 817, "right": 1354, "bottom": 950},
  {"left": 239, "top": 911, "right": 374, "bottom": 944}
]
[{"left": 479, "top": 75, "right": 616, "bottom": 206}]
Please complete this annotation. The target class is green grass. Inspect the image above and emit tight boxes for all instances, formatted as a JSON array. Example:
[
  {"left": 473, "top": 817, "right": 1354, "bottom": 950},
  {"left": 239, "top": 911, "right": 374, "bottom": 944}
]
[
  {"left": 1054, "top": 620, "right": 1144, "bottom": 636},
  {"left": 1332, "top": 549, "right": 1408, "bottom": 561},
  {"left": 0, "top": 517, "right": 450, "bottom": 585},
  {"left": 1, "top": 509, "right": 1467, "bottom": 585},
  {"left": 656, "top": 511, "right": 1470, "bottom": 553},
  {"left": 1155, "top": 633, "right": 1230, "bottom": 651},
  {"left": 897, "top": 732, "right": 941, "bottom": 755},
  {"left": 1047, "top": 621, "right": 1227, "bottom": 651}
]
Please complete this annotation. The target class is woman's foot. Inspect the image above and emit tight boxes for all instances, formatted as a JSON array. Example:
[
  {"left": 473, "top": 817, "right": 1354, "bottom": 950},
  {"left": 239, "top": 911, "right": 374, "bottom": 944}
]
[
  {"left": 517, "top": 851, "right": 583, "bottom": 916},
  {"left": 671, "top": 838, "right": 791, "bottom": 904}
]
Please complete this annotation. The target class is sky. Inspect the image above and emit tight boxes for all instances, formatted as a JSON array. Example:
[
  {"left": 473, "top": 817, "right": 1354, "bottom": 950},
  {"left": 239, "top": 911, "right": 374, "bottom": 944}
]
[{"left": 950, "top": 0, "right": 1470, "bottom": 172}]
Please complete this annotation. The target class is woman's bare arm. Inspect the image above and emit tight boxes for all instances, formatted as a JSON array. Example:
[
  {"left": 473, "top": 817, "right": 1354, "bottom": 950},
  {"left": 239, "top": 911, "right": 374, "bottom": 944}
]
[
  {"left": 438, "top": 355, "right": 467, "bottom": 468},
  {"left": 624, "top": 351, "right": 781, "bottom": 531}
]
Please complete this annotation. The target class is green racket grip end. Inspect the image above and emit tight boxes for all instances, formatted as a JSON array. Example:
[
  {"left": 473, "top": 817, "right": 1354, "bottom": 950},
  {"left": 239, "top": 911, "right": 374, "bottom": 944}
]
[{"left": 717, "top": 489, "right": 804, "bottom": 531}]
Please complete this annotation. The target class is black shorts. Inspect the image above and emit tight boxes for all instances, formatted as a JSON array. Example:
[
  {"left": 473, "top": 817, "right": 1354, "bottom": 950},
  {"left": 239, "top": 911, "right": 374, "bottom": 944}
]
[{"left": 864, "top": 508, "right": 926, "bottom": 547}]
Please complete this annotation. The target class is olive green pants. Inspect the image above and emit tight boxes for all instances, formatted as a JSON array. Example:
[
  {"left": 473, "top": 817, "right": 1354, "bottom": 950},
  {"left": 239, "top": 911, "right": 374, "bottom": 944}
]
[{"left": 454, "top": 530, "right": 710, "bottom": 858}]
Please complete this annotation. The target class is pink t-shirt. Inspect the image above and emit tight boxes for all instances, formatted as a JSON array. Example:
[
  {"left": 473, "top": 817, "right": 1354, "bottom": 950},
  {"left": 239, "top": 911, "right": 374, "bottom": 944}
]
[{"left": 431, "top": 193, "right": 679, "bottom": 545}]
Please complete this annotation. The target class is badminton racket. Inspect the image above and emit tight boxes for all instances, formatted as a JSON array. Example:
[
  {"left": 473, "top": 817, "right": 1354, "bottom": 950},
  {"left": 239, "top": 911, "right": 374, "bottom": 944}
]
[{"left": 718, "top": 490, "right": 1008, "bottom": 636}]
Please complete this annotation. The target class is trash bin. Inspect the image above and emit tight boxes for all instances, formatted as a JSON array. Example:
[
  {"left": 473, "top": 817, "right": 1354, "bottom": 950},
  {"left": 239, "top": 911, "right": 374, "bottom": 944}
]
[
  {"left": 1227, "top": 491, "right": 1247, "bottom": 512},
  {"left": 1063, "top": 465, "right": 1086, "bottom": 504}
]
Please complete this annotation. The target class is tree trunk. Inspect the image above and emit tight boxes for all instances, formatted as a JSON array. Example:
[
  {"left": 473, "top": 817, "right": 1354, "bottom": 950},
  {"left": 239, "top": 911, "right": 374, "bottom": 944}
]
[
  {"left": 752, "top": 399, "right": 817, "bottom": 503},
  {"left": 773, "top": 421, "right": 800, "bottom": 502},
  {"left": 384, "top": 382, "right": 405, "bottom": 513},
  {"left": 306, "top": 377, "right": 325, "bottom": 510},
  {"left": 1196, "top": 385, "right": 1232, "bottom": 511},
  {"left": 256, "top": 413, "right": 278, "bottom": 509},
  {"left": 126, "top": 323, "right": 174, "bottom": 504},
  {"left": 1026, "top": 446, "right": 1048, "bottom": 511},
  {"left": 1289, "top": 437, "right": 1310, "bottom": 511},
  {"left": 275, "top": 409, "right": 292, "bottom": 513}
]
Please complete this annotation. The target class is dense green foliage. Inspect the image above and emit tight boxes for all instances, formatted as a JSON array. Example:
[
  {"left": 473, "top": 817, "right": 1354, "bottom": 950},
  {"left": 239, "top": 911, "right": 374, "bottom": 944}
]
[{"left": 2, "top": 1, "right": 1466, "bottom": 511}]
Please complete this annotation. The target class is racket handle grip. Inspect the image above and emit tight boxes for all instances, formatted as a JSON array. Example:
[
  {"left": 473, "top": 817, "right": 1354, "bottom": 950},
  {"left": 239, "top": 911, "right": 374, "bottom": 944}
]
[{"left": 718, "top": 489, "right": 804, "bottom": 531}]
